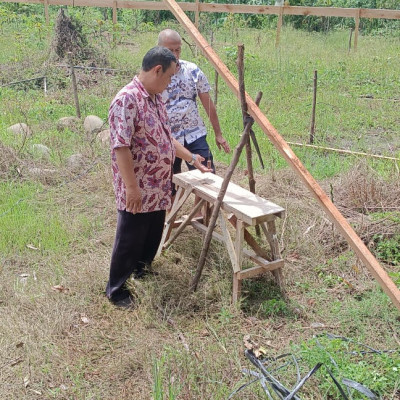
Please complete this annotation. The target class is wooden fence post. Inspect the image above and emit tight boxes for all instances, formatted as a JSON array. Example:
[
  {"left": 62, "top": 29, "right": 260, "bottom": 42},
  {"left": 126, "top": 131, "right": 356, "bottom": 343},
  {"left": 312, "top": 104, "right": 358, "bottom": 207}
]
[
  {"left": 195, "top": 0, "right": 200, "bottom": 29},
  {"left": 112, "top": 1, "right": 117, "bottom": 44},
  {"left": 44, "top": 0, "right": 49, "bottom": 25},
  {"left": 354, "top": 8, "right": 361, "bottom": 52},
  {"left": 210, "top": 31, "right": 219, "bottom": 107},
  {"left": 309, "top": 70, "right": 317, "bottom": 144},
  {"left": 67, "top": 53, "right": 81, "bottom": 119},
  {"left": 275, "top": 6, "right": 284, "bottom": 48}
]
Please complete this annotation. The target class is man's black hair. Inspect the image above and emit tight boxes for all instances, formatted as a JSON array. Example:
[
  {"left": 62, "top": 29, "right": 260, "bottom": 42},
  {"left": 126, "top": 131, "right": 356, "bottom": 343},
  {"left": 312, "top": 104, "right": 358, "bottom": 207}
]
[{"left": 142, "top": 46, "right": 177, "bottom": 72}]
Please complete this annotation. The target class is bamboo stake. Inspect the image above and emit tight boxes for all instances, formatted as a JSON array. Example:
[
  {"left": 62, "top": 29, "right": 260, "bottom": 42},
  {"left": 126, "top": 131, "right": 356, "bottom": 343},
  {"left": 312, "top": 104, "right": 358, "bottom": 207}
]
[
  {"left": 348, "top": 28, "right": 353, "bottom": 53},
  {"left": 67, "top": 53, "right": 81, "bottom": 119},
  {"left": 309, "top": 70, "right": 317, "bottom": 144},
  {"left": 287, "top": 141, "right": 400, "bottom": 162},
  {"left": 191, "top": 92, "right": 263, "bottom": 291},
  {"left": 162, "top": 0, "right": 400, "bottom": 311}
]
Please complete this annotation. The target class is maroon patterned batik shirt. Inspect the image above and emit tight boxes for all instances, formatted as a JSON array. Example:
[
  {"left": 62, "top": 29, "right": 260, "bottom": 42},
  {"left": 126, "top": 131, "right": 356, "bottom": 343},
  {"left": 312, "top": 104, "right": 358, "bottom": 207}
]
[{"left": 109, "top": 76, "right": 175, "bottom": 213}]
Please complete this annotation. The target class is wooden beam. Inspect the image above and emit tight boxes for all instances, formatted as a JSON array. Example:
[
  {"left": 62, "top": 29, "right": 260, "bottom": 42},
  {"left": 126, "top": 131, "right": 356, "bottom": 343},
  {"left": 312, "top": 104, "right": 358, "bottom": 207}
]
[
  {"left": 238, "top": 259, "right": 284, "bottom": 280},
  {"left": 163, "top": 0, "right": 400, "bottom": 311},
  {"left": 1, "top": 1, "right": 400, "bottom": 20}
]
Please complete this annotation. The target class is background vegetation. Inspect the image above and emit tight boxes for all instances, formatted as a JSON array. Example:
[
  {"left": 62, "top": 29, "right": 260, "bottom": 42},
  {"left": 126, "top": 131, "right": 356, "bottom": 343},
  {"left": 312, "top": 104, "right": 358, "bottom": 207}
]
[{"left": 0, "top": 2, "right": 399, "bottom": 399}]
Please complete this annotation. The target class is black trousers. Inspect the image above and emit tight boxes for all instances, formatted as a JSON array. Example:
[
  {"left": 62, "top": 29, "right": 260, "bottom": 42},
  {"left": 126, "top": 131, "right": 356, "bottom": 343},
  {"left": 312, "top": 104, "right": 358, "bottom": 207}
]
[{"left": 106, "top": 209, "right": 166, "bottom": 302}]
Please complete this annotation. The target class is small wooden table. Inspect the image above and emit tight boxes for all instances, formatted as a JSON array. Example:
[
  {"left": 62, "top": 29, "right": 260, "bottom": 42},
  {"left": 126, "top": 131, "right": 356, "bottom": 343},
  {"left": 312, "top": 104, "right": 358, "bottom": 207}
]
[{"left": 158, "top": 170, "right": 285, "bottom": 302}]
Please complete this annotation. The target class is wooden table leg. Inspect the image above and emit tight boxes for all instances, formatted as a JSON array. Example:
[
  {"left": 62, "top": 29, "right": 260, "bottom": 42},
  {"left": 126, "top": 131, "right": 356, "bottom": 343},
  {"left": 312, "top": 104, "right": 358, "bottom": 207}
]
[
  {"left": 232, "top": 272, "right": 242, "bottom": 303},
  {"left": 261, "top": 220, "right": 285, "bottom": 292},
  {"left": 232, "top": 219, "right": 245, "bottom": 302},
  {"left": 157, "top": 186, "right": 191, "bottom": 256}
]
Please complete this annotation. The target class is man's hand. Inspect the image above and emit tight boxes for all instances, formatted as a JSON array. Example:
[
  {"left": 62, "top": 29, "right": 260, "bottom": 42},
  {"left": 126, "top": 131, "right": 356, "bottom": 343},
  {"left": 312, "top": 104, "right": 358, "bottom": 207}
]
[
  {"left": 194, "top": 154, "right": 212, "bottom": 173},
  {"left": 125, "top": 184, "right": 142, "bottom": 214},
  {"left": 216, "top": 135, "right": 231, "bottom": 153}
]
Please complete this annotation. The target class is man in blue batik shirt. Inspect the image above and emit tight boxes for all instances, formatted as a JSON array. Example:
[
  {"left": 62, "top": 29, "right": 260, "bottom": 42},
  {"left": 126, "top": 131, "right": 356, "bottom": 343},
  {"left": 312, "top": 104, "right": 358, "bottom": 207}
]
[{"left": 159, "top": 29, "right": 231, "bottom": 183}]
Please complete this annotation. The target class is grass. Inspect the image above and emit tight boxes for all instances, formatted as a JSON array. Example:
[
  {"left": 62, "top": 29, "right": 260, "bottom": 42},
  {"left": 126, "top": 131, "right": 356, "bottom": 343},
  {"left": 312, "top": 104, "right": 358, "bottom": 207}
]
[{"left": 0, "top": 8, "right": 399, "bottom": 400}]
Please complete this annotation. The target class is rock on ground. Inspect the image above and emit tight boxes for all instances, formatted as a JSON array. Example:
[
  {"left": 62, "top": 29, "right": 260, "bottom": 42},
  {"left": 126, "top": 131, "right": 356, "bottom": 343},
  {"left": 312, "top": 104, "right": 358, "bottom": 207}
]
[
  {"left": 7, "top": 123, "right": 32, "bottom": 136},
  {"left": 57, "top": 116, "right": 81, "bottom": 131},
  {"left": 84, "top": 115, "right": 104, "bottom": 135},
  {"left": 31, "top": 144, "right": 51, "bottom": 160},
  {"left": 97, "top": 129, "right": 110, "bottom": 145}
]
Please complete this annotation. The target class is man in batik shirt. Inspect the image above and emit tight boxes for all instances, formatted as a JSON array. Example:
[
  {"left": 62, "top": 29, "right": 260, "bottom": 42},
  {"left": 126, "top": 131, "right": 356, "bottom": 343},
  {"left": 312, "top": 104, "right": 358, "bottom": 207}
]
[
  {"left": 107, "top": 47, "right": 210, "bottom": 308},
  {"left": 158, "top": 29, "right": 231, "bottom": 180}
]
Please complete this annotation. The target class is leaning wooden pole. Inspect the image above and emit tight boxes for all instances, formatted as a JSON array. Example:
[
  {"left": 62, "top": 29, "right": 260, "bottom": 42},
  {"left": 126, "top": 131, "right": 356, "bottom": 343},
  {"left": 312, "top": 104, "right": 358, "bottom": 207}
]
[
  {"left": 191, "top": 92, "right": 263, "bottom": 291},
  {"left": 163, "top": 0, "right": 400, "bottom": 311}
]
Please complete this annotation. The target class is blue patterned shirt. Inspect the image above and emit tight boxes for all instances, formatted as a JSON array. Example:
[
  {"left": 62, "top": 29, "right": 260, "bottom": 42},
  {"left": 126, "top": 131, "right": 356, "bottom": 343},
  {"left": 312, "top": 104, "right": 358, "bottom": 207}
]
[{"left": 161, "top": 60, "right": 211, "bottom": 145}]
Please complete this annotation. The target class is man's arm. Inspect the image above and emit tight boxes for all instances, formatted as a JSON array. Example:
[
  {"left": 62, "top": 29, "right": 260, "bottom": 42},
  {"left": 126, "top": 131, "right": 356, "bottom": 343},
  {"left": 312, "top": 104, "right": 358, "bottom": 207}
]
[
  {"left": 173, "top": 138, "right": 212, "bottom": 173},
  {"left": 115, "top": 147, "right": 142, "bottom": 214},
  {"left": 198, "top": 91, "right": 231, "bottom": 153}
]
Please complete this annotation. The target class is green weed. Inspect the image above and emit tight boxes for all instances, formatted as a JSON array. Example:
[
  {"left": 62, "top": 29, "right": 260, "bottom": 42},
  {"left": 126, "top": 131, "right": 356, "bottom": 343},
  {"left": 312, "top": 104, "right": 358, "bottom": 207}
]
[{"left": 294, "top": 335, "right": 400, "bottom": 399}]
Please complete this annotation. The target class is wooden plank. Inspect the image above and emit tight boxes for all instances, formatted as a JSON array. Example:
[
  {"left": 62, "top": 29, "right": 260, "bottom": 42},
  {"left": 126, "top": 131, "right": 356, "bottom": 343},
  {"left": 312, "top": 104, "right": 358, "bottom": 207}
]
[
  {"left": 173, "top": 171, "right": 285, "bottom": 226},
  {"left": 361, "top": 8, "right": 400, "bottom": 19},
  {"left": 238, "top": 259, "right": 284, "bottom": 280},
  {"left": 163, "top": 0, "right": 400, "bottom": 312},
  {"left": 2, "top": 0, "right": 400, "bottom": 20}
]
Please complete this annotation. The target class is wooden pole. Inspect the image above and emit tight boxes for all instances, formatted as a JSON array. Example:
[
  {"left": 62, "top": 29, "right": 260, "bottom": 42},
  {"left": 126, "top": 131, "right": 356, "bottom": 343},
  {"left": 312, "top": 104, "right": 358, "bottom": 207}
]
[
  {"left": 237, "top": 45, "right": 256, "bottom": 195},
  {"left": 163, "top": 0, "right": 400, "bottom": 311},
  {"left": 348, "top": 28, "right": 353, "bottom": 53},
  {"left": 354, "top": 8, "right": 361, "bottom": 52},
  {"left": 191, "top": 92, "right": 263, "bottom": 291},
  {"left": 237, "top": 44, "right": 260, "bottom": 236},
  {"left": 195, "top": 0, "right": 199, "bottom": 29},
  {"left": 112, "top": 0, "right": 117, "bottom": 44},
  {"left": 309, "top": 70, "right": 317, "bottom": 144},
  {"left": 44, "top": 0, "right": 49, "bottom": 25},
  {"left": 210, "top": 30, "right": 219, "bottom": 107},
  {"left": 275, "top": 6, "right": 283, "bottom": 48},
  {"left": 112, "top": 1, "right": 117, "bottom": 24},
  {"left": 67, "top": 53, "right": 81, "bottom": 119}
]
